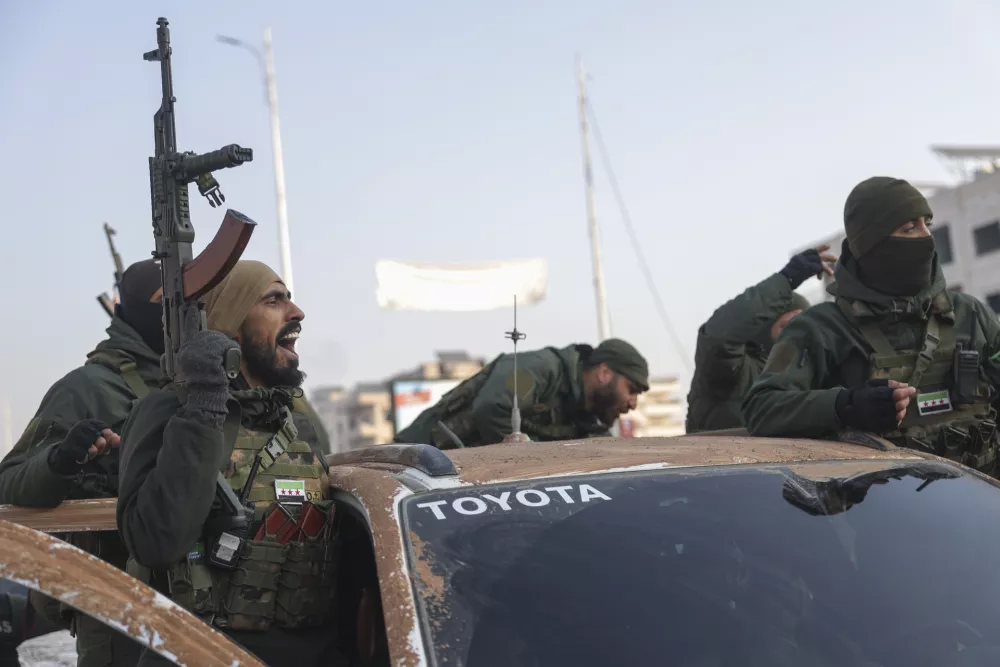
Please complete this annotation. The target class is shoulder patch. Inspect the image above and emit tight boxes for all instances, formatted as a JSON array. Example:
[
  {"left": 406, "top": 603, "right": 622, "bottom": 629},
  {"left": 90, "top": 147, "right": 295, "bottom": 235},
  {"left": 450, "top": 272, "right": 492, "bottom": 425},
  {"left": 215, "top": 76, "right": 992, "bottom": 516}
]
[
  {"left": 763, "top": 341, "right": 799, "bottom": 374},
  {"left": 505, "top": 369, "right": 536, "bottom": 402}
]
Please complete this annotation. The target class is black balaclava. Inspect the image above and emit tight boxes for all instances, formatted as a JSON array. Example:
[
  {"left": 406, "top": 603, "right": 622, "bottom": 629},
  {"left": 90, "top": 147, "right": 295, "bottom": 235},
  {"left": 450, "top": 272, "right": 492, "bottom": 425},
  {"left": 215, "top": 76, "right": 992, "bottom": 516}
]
[
  {"left": 843, "top": 176, "right": 935, "bottom": 297},
  {"left": 117, "top": 259, "right": 165, "bottom": 354}
]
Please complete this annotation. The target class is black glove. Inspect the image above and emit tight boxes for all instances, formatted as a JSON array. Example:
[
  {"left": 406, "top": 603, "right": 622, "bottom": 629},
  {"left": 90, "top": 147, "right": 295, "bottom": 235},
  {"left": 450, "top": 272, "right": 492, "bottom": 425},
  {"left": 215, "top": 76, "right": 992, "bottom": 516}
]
[
  {"left": 835, "top": 379, "right": 901, "bottom": 433},
  {"left": 177, "top": 330, "right": 239, "bottom": 416},
  {"left": 780, "top": 249, "right": 825, "bottom": 289},
  {"left": 48, "top": 419, "right": 110, "bottom": 475}
]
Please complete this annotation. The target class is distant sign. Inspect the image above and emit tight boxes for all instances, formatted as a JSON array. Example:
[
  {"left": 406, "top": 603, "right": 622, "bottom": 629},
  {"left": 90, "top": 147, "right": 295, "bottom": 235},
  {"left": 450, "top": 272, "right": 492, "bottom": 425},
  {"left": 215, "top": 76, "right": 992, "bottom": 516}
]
[{"left": 391, "top": 379, "right": 462, "bottom": 432}]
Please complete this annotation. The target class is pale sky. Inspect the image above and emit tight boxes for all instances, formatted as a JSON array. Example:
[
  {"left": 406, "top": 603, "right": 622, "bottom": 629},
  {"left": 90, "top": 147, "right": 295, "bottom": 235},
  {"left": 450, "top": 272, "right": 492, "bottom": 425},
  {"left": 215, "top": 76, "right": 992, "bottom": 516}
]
[{"left": 3, "top": 0, "right": 1000, "bottom": 437}]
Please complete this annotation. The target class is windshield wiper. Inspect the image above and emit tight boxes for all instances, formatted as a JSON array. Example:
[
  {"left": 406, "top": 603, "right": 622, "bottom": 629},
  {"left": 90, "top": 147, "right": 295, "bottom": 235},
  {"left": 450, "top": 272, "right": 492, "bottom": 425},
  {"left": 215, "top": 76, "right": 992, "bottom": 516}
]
[{"left": 781, "top": 461, "right": 961, "bottom": 517}]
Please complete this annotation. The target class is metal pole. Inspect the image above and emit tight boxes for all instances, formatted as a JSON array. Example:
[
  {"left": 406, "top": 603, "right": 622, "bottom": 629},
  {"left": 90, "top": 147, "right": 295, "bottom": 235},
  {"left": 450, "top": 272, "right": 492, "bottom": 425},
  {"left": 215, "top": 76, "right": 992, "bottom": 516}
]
[
  {"left": 263, "top": 28, "right": 294, "bottom": 297},
  {"left": 576, "top": 55, "right": 611, "bottom": 341},
  {"left": 1, "top": 398, "right": 12, "bottom": 458},
  {"left": 216, "top": 31, "right": 295, "bottom": 296}
]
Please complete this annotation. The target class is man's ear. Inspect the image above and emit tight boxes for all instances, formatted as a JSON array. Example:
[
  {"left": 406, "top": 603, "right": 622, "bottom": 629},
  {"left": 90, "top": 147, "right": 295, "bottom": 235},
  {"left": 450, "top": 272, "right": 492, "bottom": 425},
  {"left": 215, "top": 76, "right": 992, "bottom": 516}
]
[{"left": 599, "top": 363, "right": 614, "bottom": 383}]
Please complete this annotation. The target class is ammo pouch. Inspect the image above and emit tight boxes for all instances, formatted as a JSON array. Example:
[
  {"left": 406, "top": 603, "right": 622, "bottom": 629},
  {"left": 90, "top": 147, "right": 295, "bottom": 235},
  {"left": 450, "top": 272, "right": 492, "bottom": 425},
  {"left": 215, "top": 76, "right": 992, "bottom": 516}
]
[
  {"left": 160, "top": 504, "right": 340, "bottom": 632},
  {"left": 221, "top": 540, "right": 288, "bottom": 631},
  {"left": 274, "top": 529, "right": 340, "bottom": 628},
  {"left": 223, "top": 505, "right": 339, "bottom": 631}
]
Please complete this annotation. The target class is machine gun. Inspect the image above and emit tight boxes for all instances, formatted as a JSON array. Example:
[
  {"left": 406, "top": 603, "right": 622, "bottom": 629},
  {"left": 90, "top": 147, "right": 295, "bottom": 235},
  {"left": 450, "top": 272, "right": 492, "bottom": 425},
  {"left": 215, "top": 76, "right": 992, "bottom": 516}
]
[
  {"left": 143, "top": 17, "right": 257, "bottom": 563},
  {"left": 96, "top": 223, "right": 125, "bottom": 318}
]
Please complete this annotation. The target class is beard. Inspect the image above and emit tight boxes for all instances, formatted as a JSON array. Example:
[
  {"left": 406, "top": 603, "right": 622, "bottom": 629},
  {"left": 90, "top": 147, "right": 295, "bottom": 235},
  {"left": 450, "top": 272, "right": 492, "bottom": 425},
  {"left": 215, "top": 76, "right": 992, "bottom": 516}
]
[
  {"left": 591, "top": 379, "right": 622, "bottom": 426},
  {"left": 240, "top": 322, "right": 306, "bottom": 388}
]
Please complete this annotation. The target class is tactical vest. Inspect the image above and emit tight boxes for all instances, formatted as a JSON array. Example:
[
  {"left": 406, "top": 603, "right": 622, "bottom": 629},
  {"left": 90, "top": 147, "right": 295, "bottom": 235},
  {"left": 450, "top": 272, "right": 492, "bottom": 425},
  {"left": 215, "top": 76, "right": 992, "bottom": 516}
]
[
  {"left": 839, "top": 297, "right": 998, "bottom": 472},
  {"left": 130, "top": 395, "right": 338, "bottom": 633},
  {"left": 427, "top": 351, "right": 604, "bottom": 447},
  {"left": 85, "top": 348, "right": 151, "bottom": 404}
]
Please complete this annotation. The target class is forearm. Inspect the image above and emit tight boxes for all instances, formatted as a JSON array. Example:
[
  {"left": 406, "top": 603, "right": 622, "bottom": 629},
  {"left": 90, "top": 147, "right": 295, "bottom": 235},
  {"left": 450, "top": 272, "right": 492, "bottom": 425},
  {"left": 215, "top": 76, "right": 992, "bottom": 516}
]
[
  {"left": 0, "top": 445, "right": 76, "bottom": 507},
  {"left": 118, "top": 413, "right": 224, "bottom": 567},
  {"left": 742, "top": 385, "right": 843, "bottom": 437}
]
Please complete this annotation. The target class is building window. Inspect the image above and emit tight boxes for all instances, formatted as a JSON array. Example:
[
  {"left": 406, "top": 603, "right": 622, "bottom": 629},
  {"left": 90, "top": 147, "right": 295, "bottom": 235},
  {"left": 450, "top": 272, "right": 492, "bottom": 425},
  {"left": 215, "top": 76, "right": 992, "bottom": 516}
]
[
  {"left": 988, "top": 292, "right": 1000, "bottom": 315},
  {"left": 973, "top": 220, "right": 1000, "bottom": 256},
  {"left": 932, "top": 224, "right": 953, "bottom": 264},
  {"left": 948, "top": 284, "right": 963, "bottom": 293}
]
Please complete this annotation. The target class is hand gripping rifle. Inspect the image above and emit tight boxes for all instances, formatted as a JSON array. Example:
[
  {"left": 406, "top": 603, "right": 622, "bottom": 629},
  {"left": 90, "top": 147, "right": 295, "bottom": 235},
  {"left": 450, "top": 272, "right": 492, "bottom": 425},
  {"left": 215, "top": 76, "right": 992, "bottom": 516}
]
[
  {"left": 96, "top": 223, "right": 125, "bottom": 317},
  {"left": 144, "top": 17, "right": 257, "bottom": 564}
]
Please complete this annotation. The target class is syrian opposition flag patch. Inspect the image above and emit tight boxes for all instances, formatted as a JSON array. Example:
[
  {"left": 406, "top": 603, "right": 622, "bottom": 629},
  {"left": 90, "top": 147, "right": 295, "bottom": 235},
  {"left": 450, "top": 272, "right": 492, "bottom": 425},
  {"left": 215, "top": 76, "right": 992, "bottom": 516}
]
[
  {"left": 274, "top": 478, "right": 307, "bottom": 502},
  {"left": 917, "top": 390, "right": 952, "bottom": 416}
]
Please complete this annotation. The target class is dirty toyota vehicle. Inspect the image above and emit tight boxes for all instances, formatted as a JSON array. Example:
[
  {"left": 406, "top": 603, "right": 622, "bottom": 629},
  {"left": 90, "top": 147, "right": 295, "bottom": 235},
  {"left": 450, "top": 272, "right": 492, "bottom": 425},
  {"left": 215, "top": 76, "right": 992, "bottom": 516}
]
[{"left": 5, "top": 434, "right": 1000, "bottom": 666}]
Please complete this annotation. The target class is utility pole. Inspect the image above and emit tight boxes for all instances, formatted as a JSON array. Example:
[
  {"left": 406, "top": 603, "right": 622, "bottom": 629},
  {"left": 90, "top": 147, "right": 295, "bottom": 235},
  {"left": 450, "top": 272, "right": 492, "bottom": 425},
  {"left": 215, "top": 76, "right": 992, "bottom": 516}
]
[
  {"left": 217, "top": 29, "right": 295, "bottom": 296},
  {"left": 576, "top": 55, "right": 611, "bottom": 341}
]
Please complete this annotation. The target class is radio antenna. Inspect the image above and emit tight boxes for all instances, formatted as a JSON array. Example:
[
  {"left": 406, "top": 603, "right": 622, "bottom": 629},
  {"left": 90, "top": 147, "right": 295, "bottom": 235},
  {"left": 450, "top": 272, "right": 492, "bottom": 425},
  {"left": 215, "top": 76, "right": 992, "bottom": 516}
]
[{"left": 503, "top": 295, "right": 531, "bottom": 443}]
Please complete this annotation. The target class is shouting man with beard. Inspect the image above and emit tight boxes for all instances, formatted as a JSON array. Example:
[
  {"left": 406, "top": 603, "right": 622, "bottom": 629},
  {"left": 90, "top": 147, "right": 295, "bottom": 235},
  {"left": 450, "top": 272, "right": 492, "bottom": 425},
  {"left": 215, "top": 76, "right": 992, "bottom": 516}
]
[
  {"left": 743, "top": 177, "right": 1000, "bottom": 477},
  {"left": 116, "top": 260, "right": 341, "bottom": 667},
  {"left": 395, "top": 338, "right": 650, "bottom": 448}
]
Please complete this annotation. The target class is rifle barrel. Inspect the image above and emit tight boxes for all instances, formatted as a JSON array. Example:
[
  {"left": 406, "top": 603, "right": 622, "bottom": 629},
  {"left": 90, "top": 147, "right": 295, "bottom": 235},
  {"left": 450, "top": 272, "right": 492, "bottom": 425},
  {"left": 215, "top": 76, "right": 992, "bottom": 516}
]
[{"left": 182, "top": 145, "right": 253, "bottom": 179}]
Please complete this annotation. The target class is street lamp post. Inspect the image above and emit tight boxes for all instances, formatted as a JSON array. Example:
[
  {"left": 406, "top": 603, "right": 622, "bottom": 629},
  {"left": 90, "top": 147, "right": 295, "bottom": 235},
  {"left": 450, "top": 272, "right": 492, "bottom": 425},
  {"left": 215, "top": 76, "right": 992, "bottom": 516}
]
[{"left": 217, "top": 29, "right": 295, "bottom": 297}]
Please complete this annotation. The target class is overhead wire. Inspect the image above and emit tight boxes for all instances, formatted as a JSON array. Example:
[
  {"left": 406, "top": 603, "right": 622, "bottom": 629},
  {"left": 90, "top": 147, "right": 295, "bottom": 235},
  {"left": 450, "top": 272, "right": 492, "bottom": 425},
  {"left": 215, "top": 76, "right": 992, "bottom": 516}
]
[{"left": 585, "top": 99, "right": 693, "bottom": 372}]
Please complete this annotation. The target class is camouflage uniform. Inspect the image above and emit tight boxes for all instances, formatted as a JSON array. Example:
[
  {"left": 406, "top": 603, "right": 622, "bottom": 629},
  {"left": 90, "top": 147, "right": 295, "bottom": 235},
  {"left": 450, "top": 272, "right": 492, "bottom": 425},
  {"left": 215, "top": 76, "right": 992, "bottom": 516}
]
[
  {"left": 117, "top": 261, "right": 340, "bottom": 667},
  {"left": 117, "top": 384, "right": 339, "bottom": 666},
  {"left": 743, "top": 177, "right": 1000, "bottom": 474},
  {"left": 395, "top": 339, "right": 649, "bottom": 447}
]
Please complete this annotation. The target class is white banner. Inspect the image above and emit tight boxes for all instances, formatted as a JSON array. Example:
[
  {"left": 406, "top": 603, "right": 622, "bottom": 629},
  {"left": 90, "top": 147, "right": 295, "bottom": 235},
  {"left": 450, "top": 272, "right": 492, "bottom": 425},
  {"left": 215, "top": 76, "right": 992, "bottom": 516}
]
[{"left": 375, "top": 258, "right": 548, "bottom": 311}]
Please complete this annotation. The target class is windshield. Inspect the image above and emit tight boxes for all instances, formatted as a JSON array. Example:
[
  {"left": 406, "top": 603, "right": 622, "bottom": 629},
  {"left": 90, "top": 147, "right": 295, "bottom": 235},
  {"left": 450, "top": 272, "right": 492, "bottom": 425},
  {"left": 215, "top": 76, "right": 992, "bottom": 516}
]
[{"left": 402, "top": 459, "right": 1000, "bottom": 667}]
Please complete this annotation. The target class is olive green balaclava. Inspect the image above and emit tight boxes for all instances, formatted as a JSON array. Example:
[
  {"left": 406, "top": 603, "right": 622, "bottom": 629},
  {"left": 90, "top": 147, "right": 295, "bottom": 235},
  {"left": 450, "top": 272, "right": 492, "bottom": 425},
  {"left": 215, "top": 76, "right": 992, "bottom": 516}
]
[
  {"left": 588, "top": 339, "right": 650, "bottom": 392},
  {"left": 843, "top": 176, "right": 936, "bottom": 296},
  {"left": 843, "top": 176, "right": 932, "bottom": 258}
]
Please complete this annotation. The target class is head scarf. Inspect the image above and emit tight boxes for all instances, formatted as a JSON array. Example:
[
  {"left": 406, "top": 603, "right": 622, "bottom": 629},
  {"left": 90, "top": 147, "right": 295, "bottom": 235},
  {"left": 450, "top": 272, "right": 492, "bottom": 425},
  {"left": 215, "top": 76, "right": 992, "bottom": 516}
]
[{"left": 202, "top": 260, "right": 284, "bottom": 338}]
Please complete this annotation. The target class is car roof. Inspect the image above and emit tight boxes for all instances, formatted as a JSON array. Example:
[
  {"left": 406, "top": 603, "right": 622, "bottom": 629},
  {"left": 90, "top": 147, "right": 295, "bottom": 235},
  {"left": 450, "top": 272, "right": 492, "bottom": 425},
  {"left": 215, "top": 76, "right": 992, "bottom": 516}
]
[
  {"left": 325, "top": 431, "right": 927, "bottom": 490},
  {"left": 443, "top": 434, "right": 924, "bottom": 485}
]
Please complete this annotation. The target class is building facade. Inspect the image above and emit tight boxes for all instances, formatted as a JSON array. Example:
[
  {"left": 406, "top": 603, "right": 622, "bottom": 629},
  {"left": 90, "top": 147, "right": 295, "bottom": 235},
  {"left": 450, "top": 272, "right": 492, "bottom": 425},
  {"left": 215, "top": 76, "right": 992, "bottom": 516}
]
[
  {"left": 310, "top": 351, "right": 485, "bottom": 453},
  {"left": 310, "top": 384, "right": 394, "bottom": 453},
  {"left": 620, "top": 376, "right": 686, "bottom": 438},
  {"left": 794, "top": 147, "right": 1000, "bottom": 310}
]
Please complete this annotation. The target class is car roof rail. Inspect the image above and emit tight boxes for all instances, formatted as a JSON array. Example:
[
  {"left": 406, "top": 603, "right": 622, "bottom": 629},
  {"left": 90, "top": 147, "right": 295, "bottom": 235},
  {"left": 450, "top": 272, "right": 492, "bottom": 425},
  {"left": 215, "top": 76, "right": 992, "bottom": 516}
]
[
  {"left": 325, "top": 443, "right": 458, "bottom": 477},
  {"left": 689, "top": 427, "right": 897, "bottom": 452},
  {"left": 831, "top": 430, "right": 897, "bottom": 451}
]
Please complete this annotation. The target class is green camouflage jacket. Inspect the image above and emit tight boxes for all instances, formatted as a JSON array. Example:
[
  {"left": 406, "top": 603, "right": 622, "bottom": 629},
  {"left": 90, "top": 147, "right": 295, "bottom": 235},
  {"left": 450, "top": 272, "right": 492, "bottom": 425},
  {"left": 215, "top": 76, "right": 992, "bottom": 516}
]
[
  {"left": 0, "top": 316, "right": 162, "bottom": 508},
  {"left": 394, "top": 344, "right": 610, "bottom": 448},
  {"left": 742, "top": 252, "right": 1000, "bottom": 438},
  {"left": 686, "top": 272, "right": 802, "bottom": 433}
]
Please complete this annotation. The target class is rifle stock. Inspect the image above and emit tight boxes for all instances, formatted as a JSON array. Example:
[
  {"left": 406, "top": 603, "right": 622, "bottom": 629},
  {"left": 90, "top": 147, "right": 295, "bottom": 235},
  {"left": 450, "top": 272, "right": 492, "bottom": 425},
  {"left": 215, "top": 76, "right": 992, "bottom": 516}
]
[
  {"left": 97, "top": 293, "right": 115, "bottom": 318},
  {"left": 103, "top": 223, "right": 124, "bottom": 294}
]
